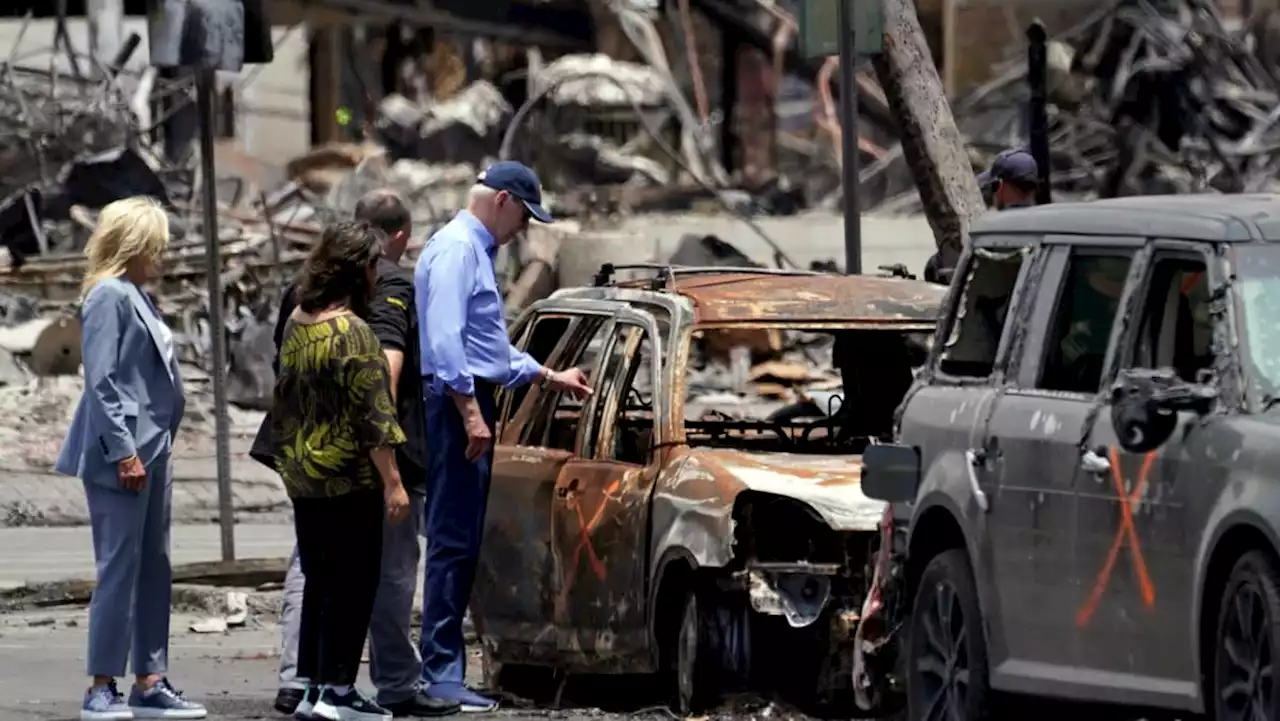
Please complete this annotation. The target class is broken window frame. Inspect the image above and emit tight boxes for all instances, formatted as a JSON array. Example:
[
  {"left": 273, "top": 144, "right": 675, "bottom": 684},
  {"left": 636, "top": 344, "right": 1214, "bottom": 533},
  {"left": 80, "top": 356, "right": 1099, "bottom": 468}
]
[
  {"left": 590, "top": 324, "right": 663, "bottom": 465},
  {"left": 1022, "top": 243, "right": 1139, "bottom": 396},
  {"left": 579, "top": 322, "right": 646, "bottom": 461},
  {"left": 496, "top": 312, "right": 576, "bottom": 438},
  {"left": 1118, "top": 243, "right": 1214, "bottom": 383},
  {"left": 514, "top": 313, "right": 611, "bottom": 450},
  {"left": 931, "top": 240, "right": 1034, "bottom": 383}
]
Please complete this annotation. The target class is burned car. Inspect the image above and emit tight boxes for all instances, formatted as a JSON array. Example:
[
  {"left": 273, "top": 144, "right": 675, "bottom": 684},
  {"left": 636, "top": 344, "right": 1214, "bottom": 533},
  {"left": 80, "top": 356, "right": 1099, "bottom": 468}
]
[
  {"left": 470, "top": 264, "right": 945, "bottom": 712},
  {"left": 859, "top": 194, "right": 1280, "bottom": 721}
]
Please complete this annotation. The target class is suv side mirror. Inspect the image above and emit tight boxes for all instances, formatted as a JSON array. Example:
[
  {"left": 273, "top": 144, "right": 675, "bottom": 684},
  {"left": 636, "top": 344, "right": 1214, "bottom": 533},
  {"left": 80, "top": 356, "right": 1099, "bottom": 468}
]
[
  {"left": 1110, "top": 368, "right": 1217, "bottom": 454},
  {"left": 861, "top": 444, "right": 922, "bottom": 502}
]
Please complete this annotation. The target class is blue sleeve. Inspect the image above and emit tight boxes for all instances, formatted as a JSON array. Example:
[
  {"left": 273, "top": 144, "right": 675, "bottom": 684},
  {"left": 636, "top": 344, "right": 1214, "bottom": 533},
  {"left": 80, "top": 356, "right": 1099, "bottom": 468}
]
[
  {"left": 81, "top": 282, "right": 137, "bottom": 463},
  {"left": 505, "top": 346, "right": 543, "bottom": 388},
  {"left": 420, "top": 242, "right": 477, "bottom": 396}
]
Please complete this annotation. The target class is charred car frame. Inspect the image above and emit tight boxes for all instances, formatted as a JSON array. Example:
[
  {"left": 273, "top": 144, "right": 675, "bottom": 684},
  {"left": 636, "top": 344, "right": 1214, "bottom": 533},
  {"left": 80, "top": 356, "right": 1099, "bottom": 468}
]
[{"left": 469, "top": 263, "right": 945, "bottom": 713}]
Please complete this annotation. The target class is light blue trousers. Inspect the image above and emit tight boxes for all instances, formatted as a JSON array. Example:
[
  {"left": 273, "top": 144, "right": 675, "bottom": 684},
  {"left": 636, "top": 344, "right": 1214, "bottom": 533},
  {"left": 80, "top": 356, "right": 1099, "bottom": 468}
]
[{"left": 84, "top": 455, "right": 173, "bottom": 678}]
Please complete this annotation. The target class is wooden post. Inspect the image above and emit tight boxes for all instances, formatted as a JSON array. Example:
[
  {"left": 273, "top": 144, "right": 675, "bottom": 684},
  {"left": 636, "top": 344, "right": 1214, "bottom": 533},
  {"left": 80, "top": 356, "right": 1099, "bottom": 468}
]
[
  {"left": 309, "top": 25, "right": 341, "bottom": 146},
  {"left": 870, "top": 0, "right": 985, "bottom": 271}
]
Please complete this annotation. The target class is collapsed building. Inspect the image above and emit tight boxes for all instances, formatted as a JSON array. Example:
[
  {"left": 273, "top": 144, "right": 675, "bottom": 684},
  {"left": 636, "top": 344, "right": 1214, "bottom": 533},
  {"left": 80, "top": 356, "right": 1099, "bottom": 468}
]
[{"left": 0, "top": 0, "right": 1273, "bottom": 455}]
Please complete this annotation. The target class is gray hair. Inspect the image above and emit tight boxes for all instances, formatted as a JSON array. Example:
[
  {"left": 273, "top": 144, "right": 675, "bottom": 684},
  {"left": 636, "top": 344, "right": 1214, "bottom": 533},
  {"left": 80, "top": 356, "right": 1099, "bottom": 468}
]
[{"left": 466, "top": 184, "right": 497, "bottom": 205}]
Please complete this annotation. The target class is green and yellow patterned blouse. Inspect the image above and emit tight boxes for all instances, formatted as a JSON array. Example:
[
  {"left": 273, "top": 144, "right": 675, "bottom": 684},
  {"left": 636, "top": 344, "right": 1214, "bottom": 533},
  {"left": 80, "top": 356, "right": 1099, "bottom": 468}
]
[{"left": 270, "top": 312, "right": 406, "bottom": 498}]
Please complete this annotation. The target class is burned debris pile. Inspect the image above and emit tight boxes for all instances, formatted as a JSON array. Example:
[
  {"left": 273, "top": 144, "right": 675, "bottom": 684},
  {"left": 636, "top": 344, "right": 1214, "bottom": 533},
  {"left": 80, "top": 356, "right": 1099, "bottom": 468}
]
[{"left": 951, "top": 0, "right": 1280, "bottom": 202}]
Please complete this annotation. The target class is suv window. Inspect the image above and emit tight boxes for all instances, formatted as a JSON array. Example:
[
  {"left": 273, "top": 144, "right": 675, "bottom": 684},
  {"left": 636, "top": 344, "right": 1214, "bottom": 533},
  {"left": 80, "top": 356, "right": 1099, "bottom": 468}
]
[
  {"left": 1038, "top": 251, "right": 1132, "bottom": 393},
  {"left": 938, "top": 248, "right": 1027, "bottom": 378},
  {"left": 522, "top": 317, "right": 610, "bottom": 452},
  {"left": 1126, "top": 252, "right": 1211, "bottom": 382}
]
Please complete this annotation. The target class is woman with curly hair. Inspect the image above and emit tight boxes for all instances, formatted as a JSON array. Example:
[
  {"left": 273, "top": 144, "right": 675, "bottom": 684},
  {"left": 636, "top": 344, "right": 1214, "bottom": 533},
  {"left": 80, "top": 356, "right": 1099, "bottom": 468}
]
[{"left": 269, "top": 220, "right": 411, "bottom": 721}]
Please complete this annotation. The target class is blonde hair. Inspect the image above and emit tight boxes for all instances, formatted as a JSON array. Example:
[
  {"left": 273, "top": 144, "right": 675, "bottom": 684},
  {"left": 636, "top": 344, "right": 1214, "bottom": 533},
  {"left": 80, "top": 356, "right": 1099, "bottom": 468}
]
[{"left": 81, "top": 196, "right": 170, "bottom": 298}]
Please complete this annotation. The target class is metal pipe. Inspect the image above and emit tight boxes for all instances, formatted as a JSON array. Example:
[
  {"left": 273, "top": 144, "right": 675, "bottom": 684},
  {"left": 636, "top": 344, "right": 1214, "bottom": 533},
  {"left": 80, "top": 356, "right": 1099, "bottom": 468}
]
[
  {"left": 197, "top": 69, "right": 235, "bottom": 563},
  {"left": 838, "top": 0, "right": 861, "bottom": 273},
  {"left": 1027, "top": 20, "right": 1051, "bottom": 204}
]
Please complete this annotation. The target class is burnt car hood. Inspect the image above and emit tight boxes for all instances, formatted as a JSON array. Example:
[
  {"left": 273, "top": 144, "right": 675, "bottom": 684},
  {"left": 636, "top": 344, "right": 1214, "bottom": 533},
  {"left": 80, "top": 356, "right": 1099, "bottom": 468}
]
[{"left": 687, "top": 448, "right": 885, "bottom": 531}]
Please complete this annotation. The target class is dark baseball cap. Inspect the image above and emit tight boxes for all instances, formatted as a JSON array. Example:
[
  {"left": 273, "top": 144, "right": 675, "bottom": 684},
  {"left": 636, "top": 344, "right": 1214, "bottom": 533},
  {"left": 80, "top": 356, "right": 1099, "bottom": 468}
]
[
  {"left": 477, "top": 161, "right": 552, "bottom": 223},
  {"left": 977, "top": 149, "right": 1039, "bottom": 189}
]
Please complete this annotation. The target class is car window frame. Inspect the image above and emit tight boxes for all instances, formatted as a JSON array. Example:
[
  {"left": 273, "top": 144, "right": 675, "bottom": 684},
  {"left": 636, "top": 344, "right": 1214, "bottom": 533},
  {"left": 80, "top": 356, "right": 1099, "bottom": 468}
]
[
  {"left": 927, "top": 234, "right": 1039, "bottom": 386},
  {"left": 577, "top": 308, "right": 664, "bottom": 461},
  {"left": 517, "top": 315, "right": 613, "bottom": 452},
  {"left": 495, "top": 311, "right": 580, "bottom": 437},
  {"left": 582, "top": 321, "right": 659, "bottom": 464},
  {"left": 1009, "top": 237, "right": 1143, "bottom": 397},
  {"left": 1111, "top": 241, "right": 1215, "bottom": 381}
]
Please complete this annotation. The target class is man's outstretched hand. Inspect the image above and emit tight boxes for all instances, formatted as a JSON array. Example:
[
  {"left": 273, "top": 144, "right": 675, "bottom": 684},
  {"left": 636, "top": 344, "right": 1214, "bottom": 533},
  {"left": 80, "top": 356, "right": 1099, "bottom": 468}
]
[{"left": 547, "top": 367, "right": 592, "bottom": 399}]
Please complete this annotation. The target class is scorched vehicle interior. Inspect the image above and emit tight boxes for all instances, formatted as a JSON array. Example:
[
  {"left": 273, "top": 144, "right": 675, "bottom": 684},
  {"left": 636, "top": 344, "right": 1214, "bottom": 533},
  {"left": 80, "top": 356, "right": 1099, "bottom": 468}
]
[{"left": 469, "top": 263, "right": 945, "bottom": 714}]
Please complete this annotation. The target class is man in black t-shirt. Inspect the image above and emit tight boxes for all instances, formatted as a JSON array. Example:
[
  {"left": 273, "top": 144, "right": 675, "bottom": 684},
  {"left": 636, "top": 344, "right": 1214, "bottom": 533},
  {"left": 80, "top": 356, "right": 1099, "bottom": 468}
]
[{"left": 265, "top": 191, "right": 458, "bottom": 717}]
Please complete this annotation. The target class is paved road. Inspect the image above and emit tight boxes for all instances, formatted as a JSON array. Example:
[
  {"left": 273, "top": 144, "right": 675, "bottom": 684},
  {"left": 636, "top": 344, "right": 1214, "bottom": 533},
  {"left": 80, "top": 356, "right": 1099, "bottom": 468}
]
[
  {"left": 0, "top": 606, "right": 797, "bottom": 721},
  {"left": 0, "top": 523, "right": 297, "bottom": 589},
  {"left": 0, "top": 525, "right": 1167, "bottom": 721},
  {"left": 0, "top": 524, "right": 808, "bottom": 720}
]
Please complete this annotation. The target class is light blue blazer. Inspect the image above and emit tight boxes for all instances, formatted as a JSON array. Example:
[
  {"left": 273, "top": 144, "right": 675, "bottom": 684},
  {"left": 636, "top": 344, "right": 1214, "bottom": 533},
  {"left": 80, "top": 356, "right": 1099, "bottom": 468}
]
[{"left": 54, "top": 277, "right": 186, "bottom": 488}]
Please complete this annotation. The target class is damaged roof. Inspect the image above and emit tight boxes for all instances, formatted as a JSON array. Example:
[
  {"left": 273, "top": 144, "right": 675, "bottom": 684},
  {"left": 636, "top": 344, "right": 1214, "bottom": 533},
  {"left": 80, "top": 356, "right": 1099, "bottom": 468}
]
[
  {"left": 618, "top": 272, "right": 946, "bottom": 325},
  {"left": 973, "top": 194, "right": 1280, "bottom": 242}
]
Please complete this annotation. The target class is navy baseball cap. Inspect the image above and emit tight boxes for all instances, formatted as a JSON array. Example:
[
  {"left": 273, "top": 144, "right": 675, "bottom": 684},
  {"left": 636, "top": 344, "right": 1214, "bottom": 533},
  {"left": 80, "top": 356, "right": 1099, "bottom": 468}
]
[
  {"left": 977, "top": 149, "right": 1039, "bottom": 189},
  {"left": 477, "top": 161, "right": 552, "bottom": 223}
]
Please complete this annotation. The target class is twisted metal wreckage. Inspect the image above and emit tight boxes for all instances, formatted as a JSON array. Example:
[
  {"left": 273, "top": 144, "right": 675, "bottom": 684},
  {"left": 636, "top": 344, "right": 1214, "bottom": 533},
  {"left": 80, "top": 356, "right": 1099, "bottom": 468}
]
[{"left": 0, "top": 1, "right": 810, "bottom": 406}]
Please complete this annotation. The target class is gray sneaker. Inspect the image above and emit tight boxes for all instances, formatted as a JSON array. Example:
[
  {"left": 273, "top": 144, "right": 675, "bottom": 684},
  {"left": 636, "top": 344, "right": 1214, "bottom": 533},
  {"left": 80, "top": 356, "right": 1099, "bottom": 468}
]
[
  {"left": 127, "top": 678, "right": 206, "bottom": 719},
  {"left": 81, "top": 681, "right": 132, "bottom": 721}
]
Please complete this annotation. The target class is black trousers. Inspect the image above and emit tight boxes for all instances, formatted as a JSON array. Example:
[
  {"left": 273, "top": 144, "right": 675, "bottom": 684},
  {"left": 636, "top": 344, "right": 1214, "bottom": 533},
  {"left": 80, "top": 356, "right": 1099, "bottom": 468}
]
[{"left": 293, "top": 488, "right": 384, "bottom": 686}]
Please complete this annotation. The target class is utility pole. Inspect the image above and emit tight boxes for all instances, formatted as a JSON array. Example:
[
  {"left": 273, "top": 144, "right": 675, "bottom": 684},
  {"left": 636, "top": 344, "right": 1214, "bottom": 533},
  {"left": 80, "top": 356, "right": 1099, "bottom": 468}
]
[
  {"left": 1027, "top": 20, "right": 1052, "bottom": 205},
  {"left": 837, "top": 0, "right": 861, "bottom": 274},
  {"left": 196, "top": 69, "right": 235, "bottom": 563},
  {"left": 148, "top": 0, "right": 274, "bottom": 562}
]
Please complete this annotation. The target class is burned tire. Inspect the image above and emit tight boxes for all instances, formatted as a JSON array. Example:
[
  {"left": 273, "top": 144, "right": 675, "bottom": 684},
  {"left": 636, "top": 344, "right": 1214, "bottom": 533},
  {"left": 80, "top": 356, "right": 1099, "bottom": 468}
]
[
  {"left": 1213, "top": 550, "right": 1280, "bottom": 721},
  {"left": 907, "top": 549, "right": 990, "bottom": 721},
  {"left": 674, "top": 590, "right": 720, "bottom": 715}
]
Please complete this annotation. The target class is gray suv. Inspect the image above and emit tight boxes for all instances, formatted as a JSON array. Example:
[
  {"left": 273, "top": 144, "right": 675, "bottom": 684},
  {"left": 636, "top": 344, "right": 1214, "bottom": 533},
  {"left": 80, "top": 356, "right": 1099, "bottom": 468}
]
[{"left": 858, "top": 195, "right": 1280, "bottom": 721}]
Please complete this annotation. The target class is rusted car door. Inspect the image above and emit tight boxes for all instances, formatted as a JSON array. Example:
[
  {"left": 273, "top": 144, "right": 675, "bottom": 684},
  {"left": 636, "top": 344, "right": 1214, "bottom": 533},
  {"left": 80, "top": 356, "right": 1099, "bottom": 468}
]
[
  {"left": 1068, "top": 241, "right": 1217, "bottom": 706},
  {"left": 473, "top": 307, "right": 613, "bottom": 663},
  {"left": 549, "top": 308, "right": 664, "bottom": 667},
  {"left": 987, "top": 238, "right": 1139, "bottom": 689}
]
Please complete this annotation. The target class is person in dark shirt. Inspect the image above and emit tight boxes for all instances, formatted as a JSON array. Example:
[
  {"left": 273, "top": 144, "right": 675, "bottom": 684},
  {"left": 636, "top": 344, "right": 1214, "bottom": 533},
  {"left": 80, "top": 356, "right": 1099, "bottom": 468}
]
[
  {"left": 260, "top": 191, "right": 458, "bottom": 717},
  {"left": 923, "top": 149, "right": 1040, "bottom": 285},
  {"left": 271, "top": 219, "right": 411, "bottom": 720}
]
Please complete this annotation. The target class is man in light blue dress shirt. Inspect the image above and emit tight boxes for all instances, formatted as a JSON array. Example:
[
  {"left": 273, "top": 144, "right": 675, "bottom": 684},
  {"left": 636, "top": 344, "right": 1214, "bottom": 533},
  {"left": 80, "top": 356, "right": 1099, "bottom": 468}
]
[{"left": 414, "top": 161, "right": 591, "bottom": 711}]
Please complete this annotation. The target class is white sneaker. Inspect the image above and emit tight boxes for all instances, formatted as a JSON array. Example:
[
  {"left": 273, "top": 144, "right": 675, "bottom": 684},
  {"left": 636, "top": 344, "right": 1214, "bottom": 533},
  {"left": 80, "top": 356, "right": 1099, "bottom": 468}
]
[
  {"left": 312, "top": 686, "right": 390, "bottom": 721},
  {"left": 294, "top": 685, "right": 320, "bottom": 719}
]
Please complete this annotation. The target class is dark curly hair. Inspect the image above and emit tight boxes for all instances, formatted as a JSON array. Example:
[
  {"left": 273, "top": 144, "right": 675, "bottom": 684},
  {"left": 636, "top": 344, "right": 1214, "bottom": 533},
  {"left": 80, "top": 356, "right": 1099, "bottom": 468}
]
[{"left": 296, "top": 220, "right": 382, "bottom": 317}]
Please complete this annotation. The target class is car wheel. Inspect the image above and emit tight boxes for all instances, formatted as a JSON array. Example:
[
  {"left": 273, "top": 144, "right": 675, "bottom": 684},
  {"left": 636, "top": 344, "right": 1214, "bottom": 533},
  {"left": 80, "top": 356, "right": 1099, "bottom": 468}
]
[
  {"left": 907, "top": 549, "right": 990, "bottom": 721},
  {"left": 1213, "top": 550, "right": 1280, "bottom": 721},
  {"left": 675, "top": 589, "right": 719, "bottom": 715}
]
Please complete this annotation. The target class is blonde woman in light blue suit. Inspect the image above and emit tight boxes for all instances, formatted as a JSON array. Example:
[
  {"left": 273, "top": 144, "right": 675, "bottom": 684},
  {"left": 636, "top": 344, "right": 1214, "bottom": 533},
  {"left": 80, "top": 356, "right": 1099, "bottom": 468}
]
[{"left": 53, "top": 197, "right": 206, "bottom": 721}]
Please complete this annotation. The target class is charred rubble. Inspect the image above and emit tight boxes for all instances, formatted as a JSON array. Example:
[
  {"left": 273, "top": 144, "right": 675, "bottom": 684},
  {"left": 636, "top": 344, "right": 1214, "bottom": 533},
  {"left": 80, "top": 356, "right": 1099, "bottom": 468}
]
[
  {"left": 921, "top": 0, "right": 1280, "bottom": 205},
  {"left": 9, "top": 0, "right": 1278, "bottom": 419}
]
